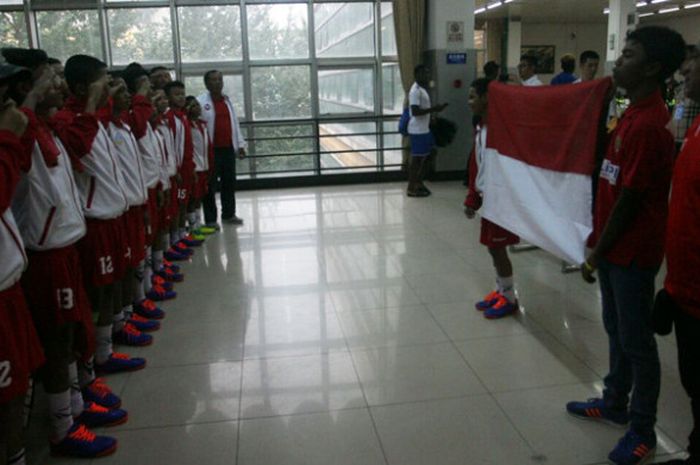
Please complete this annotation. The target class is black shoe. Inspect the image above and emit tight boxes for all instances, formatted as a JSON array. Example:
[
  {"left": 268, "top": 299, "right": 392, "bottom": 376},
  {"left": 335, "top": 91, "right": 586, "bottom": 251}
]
[
  {"left": 222, "top": 216, "right": 244, "bottom": 225},
  {"left": 418, "top": 186, "right": 432, "bottom": 195},
  {"left": 407, "top": 189, "right": 430, "bottom": 198}
]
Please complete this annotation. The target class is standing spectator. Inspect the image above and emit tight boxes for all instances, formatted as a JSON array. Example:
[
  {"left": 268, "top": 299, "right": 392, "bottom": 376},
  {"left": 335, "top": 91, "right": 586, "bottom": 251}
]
[
  {"left": 551, "top": 53, "right": 578, "bottom": 85},
  {"left": 150, "top": 66, "right": 172, "bottom": 91},
  {"left": 566, "top": 26, "right": 686, "bottom": 465},
  {"left": 197, "top": 70, "right": 246, "bottom": 226},
  {"left": 671, "top": 45, "right": 700, "bottom": 152},
  {"left": 518, "top": 55, "right": 543, "bottom": 86},
  {"left": 406, "top": 64, "right": 447, "bottom": 197},
  {"left": 483, "top": 61, "right": 500, "bottom": 80},
  {"left": 577, "top": 50, "right": 601, "bottom": 83},
  {"left": 656, "top": 41, "right": 700, "bottom": 465}
]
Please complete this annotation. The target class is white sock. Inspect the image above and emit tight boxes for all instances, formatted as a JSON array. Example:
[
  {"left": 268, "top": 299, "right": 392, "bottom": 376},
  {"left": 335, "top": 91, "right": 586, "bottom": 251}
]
[
  {"left": 496, "top": 275, "right": 516, "bottom": 303},
  {"left": 113, "top": 310, "right": 126, "bottom": 333},
  {"left": 179, "top": 227, "right": 186, "bottom": 240},
  {"left": 170, "top": 230, "right": 178, "bottom": 246},
  {"left": 48, "top": 390, "right": 73, "bottom": 443},
  {"left": 68, "top": 362, "right": 84, "bottom": 417},
  {"left": 153, "top": 248, "right": 164, "bottom": 271},
  {"left": 8, "top": 448, "right": 26, "bottom": 465},
  {"left": 78, "top": 357, "right": 95, "bottom": 387},
  {"left": 144, "top": 247, "right": 153, "bottom": 293},
  {"left": 134, "top": 260, "right": 146, "bottom": 302},
  {"left": 187, "top": 212, "right": 198, "bottom": 229},
  {"left": 95, "top": 325, "right": 113, "bottom": 365}
]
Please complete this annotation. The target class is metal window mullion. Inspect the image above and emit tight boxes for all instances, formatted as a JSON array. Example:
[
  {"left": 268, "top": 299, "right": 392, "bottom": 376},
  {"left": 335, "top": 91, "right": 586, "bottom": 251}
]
[
  {"left": 308, "top": 0, "right": 321, "bottom": 176},
  {"left": 373, "top": 0, "right": 383, "bottom": 171},
  {"left": 170, "top": 0, "right": 182, "bottom": 79},
  {"left": 97, "top": 0, "right": 109, "bottom": 64},
  {"left": 240, "top": 0, "right": 256, "bottom": 178},
  {"left": 24, "top": 1, "right": 39, "bottom": 48}
]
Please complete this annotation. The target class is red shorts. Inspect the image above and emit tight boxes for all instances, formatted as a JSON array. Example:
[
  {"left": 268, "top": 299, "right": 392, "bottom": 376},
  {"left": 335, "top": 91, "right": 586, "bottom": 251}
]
[
  {"left": 193, "top": 171, "right": 209, "bottom": 201},
  {"left": 480, "top": 218, "right": 520, "bottom": 248},
  {"left": 0, "top": 283, "right": 45, "bottom": 403},
  {"left": 123, "top": 206, "right": 146, "bottom": 267},
  {"left": 177, "top": 172, "right": 193, "bottom": 207},
  {"left": 168, "top": 177, "right": 180, "bottom": 219},
  {"left": 78, "top": 216, "right": 127, "bottom": 287},
  {"left": 22, "top": 246, "right": 96, "bottom": 360},
  {"left": 145, "top": 188, "right": 159, "bottom": 243}
]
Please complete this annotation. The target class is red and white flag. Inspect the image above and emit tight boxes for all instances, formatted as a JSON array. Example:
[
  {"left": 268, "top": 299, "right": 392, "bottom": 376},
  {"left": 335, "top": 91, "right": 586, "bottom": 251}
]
[{"left": 482, "top": 78, "right": 613, "bottom": 264}]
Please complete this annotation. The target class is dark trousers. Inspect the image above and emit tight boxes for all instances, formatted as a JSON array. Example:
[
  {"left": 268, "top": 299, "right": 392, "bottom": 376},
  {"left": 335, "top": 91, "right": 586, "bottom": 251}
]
[
  {"left": 599, "top": 259, "right": 661, "bottom": 436},
  {"left": 674, "top": 308, "right": 700, "bottom": 459},
  {"left": 203, "top": 147, "right": 237, "bottom": 224}
]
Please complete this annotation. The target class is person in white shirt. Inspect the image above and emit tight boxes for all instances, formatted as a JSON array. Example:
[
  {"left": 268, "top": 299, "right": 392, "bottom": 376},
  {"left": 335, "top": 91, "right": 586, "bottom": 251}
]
[
  {"left": 576, "top": 50, "right": 601, "bottom": 83},
  {"left": 407, "top": 64, "right": 447, "bottom": 197},
  {"left": 518, "top": 55, "right": 544, "bottom": 87}
]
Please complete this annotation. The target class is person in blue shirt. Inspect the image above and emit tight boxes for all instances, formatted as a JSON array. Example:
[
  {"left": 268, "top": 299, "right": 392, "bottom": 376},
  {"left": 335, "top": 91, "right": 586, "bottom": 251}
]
[{"left": 551, "top": 54, "right": 578, "bottom": 85}]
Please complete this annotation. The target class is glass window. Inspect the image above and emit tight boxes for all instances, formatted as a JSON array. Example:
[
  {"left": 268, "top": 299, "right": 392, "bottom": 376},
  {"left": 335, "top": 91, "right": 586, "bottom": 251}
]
[
  {"left": 382, "top": 120, "right": 402, "bottom": 169},
  {"left": 37, "top": 10, "right": 103, "bottom": 62},
  {"left": 319, "top": 68, "right": 374, "bottom": 115},
  {"left": 314, "top": 3, "right": 374, "bottom": 58},
  {"left": 0, "top": 11, "right": 28, "bottom": 48},
  {"left": 250, "top": 125, "right": 315, "bottom": 175},
  {"left": 382, "top": 63, "right": 403, "bottom": 115},
  {"left": 251, "top": 66, "right": 311, "bottom": 120},
  {"left": 246, "top": 4, "right": 308, "bottom": 60},
  {"left": 320, "top": 121, "right": 378, "bottom": 171},
  {"left": 183, "top": 74, "right": 245, "bottom": 118},
  {"left": 0, "top": 0, "right": 23, "bottom": 5},
  {"left": 108, "top": 8, "right": 172, "bottom": 65},
  {"left": 381, "top": 3, "right": 397, "bottom": 56},
  {"left": 178, "top": 6, "right": 242, "bottom": 63}
]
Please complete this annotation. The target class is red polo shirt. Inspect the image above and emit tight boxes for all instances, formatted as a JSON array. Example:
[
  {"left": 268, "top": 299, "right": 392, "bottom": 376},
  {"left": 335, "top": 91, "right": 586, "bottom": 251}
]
[
  {"left": 665, "top": 116, "right": 700, "bottom": 318},
  {"left": 213, "top": 97, "right": 232, "bottom": 148},
  {"left": 591, "top": 90, "right": 674, "bottom": 269}
]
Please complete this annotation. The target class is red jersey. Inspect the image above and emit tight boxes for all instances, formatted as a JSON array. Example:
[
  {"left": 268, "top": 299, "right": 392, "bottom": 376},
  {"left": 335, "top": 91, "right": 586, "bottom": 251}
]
[
  {"left": 591, "top": 90, "right": 674, "bottom": 269},
  {"left": 213, "top": 97, "right": 232, "bottom": 148},
  {"left": 665, "top": 116, "right": 700, "bottom": 317}
]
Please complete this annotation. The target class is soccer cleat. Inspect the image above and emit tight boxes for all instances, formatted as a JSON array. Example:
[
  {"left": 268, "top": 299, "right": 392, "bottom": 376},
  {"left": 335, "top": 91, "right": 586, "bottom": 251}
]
[
  {"left": 164, "top": 247, "right": 188, "bottom": 261},
  {"left": 152, "top": 274, "right": 175, "bottom": 291},
  {"left": 74, "top": 401, "right": 128, "bottom": 428},
  {"left": 113, "top": 323, "right": 153, "bottom": 347},
  {"left": 180, "top": 235, "right": 203, "bottom": 247},
  {"left": 204, "top": 222, "right": 221, "bottom": 231},
  {"left": 194, "top": 226, "right": 217, "bottom": 235},
  {"left": 162, "top": 259, "right": 181, "bottom": 273},
  {"left": 155, "top": 266, "right": 184, "bottom": 283},
  {"left": 146, "top": 284, "right": 176, "bottom": 302},
  {"left": 173, "top": 241, "right": 194, "bottom": 255},
  {"left": 95, "top": 352, "right": 146, "bottom": 375},
  {"left": 50, "top": 423, "right": 117, "bottom": 458},
  {"left": 128, "top": 313, "right": 160, "bottom": 332},
  {"left": 82, "top": 378, "right": 121, "bottom": 409},
  {"left": 475, "top": 290, "right": 502, "bottom": 311},
  {"left": 133, "top": 299, "right": 165, "bottom": 320},
  {"left": 566, "top": 398, "right": 630, "bottom": 427},
  {"left": 189, "top": 232, "right": 206, "bottom": 242},
  {"left": 483, "top": 295, "right": 519, "bottom": 319},
  {"left": 608, "top": 430, "right": 656, "bottom": 465}
]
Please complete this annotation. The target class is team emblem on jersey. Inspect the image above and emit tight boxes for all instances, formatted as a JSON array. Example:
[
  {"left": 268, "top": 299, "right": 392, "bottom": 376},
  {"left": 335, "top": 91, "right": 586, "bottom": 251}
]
[
  {"left": 204, "top": 104, "right": 211, "bottom": 111},
  {"left": 600, "top": 159, "right": 620, "bottom": 185}
]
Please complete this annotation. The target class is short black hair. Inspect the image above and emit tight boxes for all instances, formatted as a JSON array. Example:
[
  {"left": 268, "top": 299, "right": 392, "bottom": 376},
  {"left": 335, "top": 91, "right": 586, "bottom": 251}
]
[
  {"left": 520, "top": 54, "right": 538, "bottom": 68},
  {"left": 3, "top": 68, "right": 33, "bottom": 105},
  {"left": 122, "top": 62, "right": 150, "bottom": 93},
  {"left": 579, "top": 50, "right": 600, "bottom": 64},
  {"left": 203, "top": 69, "right": 220, "bottom": 85},
  {"left": 47, "top": 57, "right": 61, "bottom": 66},
  {"left": 163, "top": 80, "right": 185, "bottom": 96},
  {"left": 483, "top": 61, "right": 500, "bottom": 78},
  {"left": 414, "top": 64, "right": 428, "bottom": 78},
  {"left": 626, "top": 26, "right": 686, "bottom": 82},
  {"left": 150, "top": 66, "right": 169, "bottom": 74},
  {"left": 185, "top": 95, "right": 196, "bottom": 104},
  {"left": 2, "top": 48, "right": 48, "bottom": 71},
  {"left": 470, "top": 77, "right": 492, "bottom": 97},
  {"left": 64, "top": 54, "right": 107, "bottom": 94},
  {"left": 561, "top": 54, "right": 576, "bottom": 73}
]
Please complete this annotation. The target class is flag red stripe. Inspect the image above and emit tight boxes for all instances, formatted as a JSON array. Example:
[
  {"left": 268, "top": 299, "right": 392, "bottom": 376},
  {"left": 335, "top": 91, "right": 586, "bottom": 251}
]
[{"left": 486, "top": 77, "right": 613, "bottom": 176}]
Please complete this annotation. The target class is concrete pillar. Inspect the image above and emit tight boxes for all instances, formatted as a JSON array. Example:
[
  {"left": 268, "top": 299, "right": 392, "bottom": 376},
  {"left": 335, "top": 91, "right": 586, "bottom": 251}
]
[
  {"left": 606, "top": 0, "right": 638, "bottom": 68},
  {"left": 506, "top": 18, "right": 522, "bottom": 70},
  {"left": 425, "top": 0, "right": 476, "bottom": 174}
]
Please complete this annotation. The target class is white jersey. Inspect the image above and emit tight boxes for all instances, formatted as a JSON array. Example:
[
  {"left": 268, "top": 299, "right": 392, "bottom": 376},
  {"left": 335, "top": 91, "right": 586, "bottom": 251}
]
[
  {"left": 108, "top": 120, "right": 148, "bottom": 207},
  {"left": 191, "top": 122, "right": 210, "bottom": 172},
  {"left": 137, "top": 123, "right": 162, "bottom": 190},
  {"left": 408, "top": 82, "right": 431, "bottom": 134},
  {"left": 13, "top": 132, "right": 86, "bottom": 251},
  {"left": 152, "top": 128, "right": 171, "bottom": 190},
  {"left": 156, "top": 120, "right": 177, "bottom": 178},
  {"left": 167, "top": 110, "right": 185, "bottom": 169},
  {"left": 523, "top": 75, "right": 544, "bottom": 87},
  {"left": 72, "top": 121, "right": 128, "bottom": 220},
  {"left": 0, "top": 208, "right": 26, "bottom": 292}
]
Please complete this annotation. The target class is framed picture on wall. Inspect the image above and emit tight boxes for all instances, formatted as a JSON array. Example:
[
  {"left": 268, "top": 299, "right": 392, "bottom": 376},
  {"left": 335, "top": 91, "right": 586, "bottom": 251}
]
[{"left": 521, "top": 45, "right": 556, "bottom": 74}]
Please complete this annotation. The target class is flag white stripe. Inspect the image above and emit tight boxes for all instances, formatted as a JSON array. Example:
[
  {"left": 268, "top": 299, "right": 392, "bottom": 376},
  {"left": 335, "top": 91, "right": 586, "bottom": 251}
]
[{"left": 481, "top": 151, "right": 593, "bottom": 265}]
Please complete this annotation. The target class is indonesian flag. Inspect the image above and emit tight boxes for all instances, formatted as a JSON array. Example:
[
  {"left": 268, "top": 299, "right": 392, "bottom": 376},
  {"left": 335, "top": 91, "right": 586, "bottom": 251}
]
[{"left": 481, "top": 78, "right": 613, "bottom": 265}]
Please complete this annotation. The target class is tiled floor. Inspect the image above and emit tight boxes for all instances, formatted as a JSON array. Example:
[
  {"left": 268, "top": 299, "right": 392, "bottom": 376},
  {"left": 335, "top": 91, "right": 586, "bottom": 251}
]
[{"left": 26, "top": 182, "right": 692, "bottom": 465}]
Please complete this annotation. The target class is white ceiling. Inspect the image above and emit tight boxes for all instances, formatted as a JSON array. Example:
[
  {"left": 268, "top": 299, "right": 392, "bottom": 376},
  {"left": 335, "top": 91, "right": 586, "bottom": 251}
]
[{"left": 473, "top": 0, "right": 699, "bottom": 22}]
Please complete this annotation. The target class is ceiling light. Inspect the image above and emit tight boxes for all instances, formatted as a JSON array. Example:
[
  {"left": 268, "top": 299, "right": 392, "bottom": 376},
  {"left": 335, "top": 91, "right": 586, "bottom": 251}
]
[
  {"left": 638, "top": 11, "right": 655, "bottom": 16},
  {"left": 651, "top": 0, "right": 670, "bottom": 3},
  {"left": 487, "top": 1, "right": 503, "bottom": 9},
  {"left": 658, "top": 6, "right": 680, "bottom": 12},
  {"left": 475, "top": 7, "right": 487, "bottom": 14},
  {"left": 685, "top": 2, "right": 700, "bottom": 8},
  {"left": 504, "top": 0, "right": 515, "bottom": 3},
  {"left": 636, "top": 1, "right": 647, "bottom": 5},
  {"left": 603, "top": 7, "right": 610, "bottom": 14}
]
